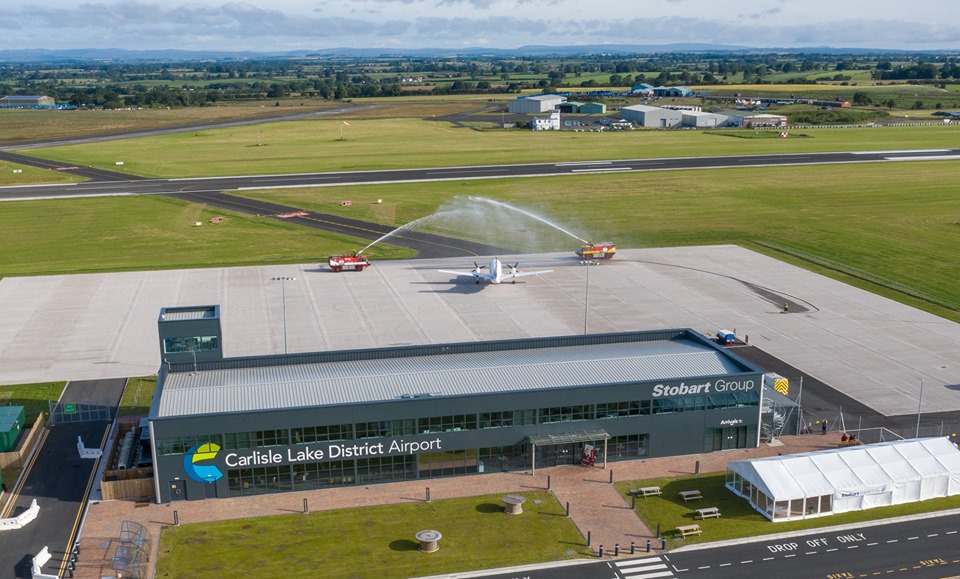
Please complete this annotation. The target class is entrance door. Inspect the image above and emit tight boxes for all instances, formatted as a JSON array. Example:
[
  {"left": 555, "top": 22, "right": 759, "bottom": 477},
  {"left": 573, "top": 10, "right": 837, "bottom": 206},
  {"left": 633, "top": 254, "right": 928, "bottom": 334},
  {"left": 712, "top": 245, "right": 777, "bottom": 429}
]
[
  {"left": 538, "top": 443, "right": 580, "bottom": 467},
  {"left": 169, "top": 480, "right": 185, "bottom": 501}
]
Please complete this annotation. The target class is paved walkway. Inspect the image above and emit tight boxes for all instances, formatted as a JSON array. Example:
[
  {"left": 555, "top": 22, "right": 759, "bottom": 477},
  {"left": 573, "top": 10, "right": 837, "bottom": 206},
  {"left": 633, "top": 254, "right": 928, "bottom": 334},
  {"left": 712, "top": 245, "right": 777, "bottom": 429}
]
[{"left": 73, "top": 434, "right": 840, "bottom": 578}]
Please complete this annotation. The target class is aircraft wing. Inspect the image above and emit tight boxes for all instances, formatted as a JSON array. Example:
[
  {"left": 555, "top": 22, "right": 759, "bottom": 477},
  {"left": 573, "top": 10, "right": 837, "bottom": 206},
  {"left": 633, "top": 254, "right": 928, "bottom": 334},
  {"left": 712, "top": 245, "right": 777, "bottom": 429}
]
[
  {"left": 437, "top": 269, "right": 480, "bottom": 279},
  {"left": 506, "top": 269, "right": 553, "bottom": 279}
]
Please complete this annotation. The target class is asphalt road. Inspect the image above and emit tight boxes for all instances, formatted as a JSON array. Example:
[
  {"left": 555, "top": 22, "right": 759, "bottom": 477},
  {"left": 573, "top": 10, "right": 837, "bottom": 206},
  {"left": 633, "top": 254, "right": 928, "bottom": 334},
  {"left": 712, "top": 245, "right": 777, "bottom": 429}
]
[
  {"left": 472, "top": 513, "right": 960, "bottom": 579},
  {"left": 0, "top": 378, "right": 125, "bottom": 579},
  {"left": 3, "top": 148, "right": 960, "bottom": 202}
]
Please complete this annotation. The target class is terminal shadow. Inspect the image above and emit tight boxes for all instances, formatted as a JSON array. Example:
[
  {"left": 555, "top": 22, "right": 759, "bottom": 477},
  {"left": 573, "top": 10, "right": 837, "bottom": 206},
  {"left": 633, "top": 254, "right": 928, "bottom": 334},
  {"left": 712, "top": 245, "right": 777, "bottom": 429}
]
[
  {"left": 944, "top": 384, "right": 960, "bottom": 391},
  {"left": 14, "top": 554, "right": 35, "bottom": 579},
  {"left": 389, "top": 539, "right": 421, "bottom": 552},
  {"left": 475, "top": 502, "right": 503, "bottom": 514}
]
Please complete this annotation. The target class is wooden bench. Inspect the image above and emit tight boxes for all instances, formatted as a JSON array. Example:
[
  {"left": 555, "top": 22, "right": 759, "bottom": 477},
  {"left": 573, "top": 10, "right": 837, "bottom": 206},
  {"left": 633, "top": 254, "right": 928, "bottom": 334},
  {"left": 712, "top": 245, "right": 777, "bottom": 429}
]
[
  {"left": 677, "top": 524, "right": 702, "bottom": 538},
  {"left": 631, "top": 486, "right": 662, "bottom": 498},
  {"left": 678, "top": 490, "right": 703, "bottom": 502},
  {"left": 696, "top": 507, "right": 721, "bottom": 519}
]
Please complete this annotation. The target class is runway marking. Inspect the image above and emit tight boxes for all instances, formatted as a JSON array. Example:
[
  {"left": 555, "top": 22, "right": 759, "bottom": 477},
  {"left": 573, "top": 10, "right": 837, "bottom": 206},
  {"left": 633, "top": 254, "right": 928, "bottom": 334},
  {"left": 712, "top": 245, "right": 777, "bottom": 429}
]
[
  {"left": 947, "top": 531, "right": 958, "bottom": 535},
  {"left": 886, "top": 539, "right": 899, "bottom": 543},
  {"left": 907, "top": 536, "right": 919, "bottom": 541},
  {"left": 741, "top": 559, "right": 754, "bottom": 563},
  {"left": 886, "top": 155, "right": 960, "bottom": 161},
  {"left": 424, "top": 168, "right": 506, "bottom": 175},
  {"left": 571, "top": 166, "right": 633, "bottom": 173},
  {"left": 762, "top": 557, "right": 775, "bottom": 561},
  {"left": 806, "top": 551, "right": 818, "bottom": 555},
  {"left": 927, "top": 533, "right": 939, "bottom": 537},
  {"left": 555, "top": 161, "right": 613, "bottom": 166},
  {"left": 827, "top": 548, "right": 839, "bottom": 552},
  {"left": 867, "top": 542, "right": 878, "bottom": 546},
  {"left": 851, "top": 149, "right": 950, "bottom": 154}
]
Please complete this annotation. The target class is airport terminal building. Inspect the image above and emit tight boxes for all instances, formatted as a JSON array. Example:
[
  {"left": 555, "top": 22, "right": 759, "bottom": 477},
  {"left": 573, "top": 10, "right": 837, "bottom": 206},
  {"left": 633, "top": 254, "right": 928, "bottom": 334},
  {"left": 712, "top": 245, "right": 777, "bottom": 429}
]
[{"left": 149, "top": 306, "right": 764, "bottom": 502}]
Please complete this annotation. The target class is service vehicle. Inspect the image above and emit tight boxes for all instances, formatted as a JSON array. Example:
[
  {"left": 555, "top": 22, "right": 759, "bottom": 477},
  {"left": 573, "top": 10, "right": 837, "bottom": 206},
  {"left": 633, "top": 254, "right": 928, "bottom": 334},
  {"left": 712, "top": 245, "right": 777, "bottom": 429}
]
[
  {"left": 576, "top": 242, "right": 616, "bottom": 260},
  {"left": 327, "top": 253, "right": 371, "bottom": 272}
]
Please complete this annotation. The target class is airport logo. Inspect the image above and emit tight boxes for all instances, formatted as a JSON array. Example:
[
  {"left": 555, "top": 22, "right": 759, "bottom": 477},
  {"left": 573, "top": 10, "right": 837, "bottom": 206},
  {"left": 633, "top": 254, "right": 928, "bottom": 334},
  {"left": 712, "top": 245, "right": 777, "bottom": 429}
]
[{"left": 184, "top": 442, "right": 224, "bottom": 483}]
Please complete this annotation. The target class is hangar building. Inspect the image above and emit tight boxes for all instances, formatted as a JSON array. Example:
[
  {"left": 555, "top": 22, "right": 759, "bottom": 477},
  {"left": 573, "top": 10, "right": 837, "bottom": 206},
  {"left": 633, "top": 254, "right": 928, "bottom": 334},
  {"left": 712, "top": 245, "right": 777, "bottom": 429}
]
[
  {"left": 0, "top": 95, "right": 56, "bottom": 108},
  {"left": 508, "top": 95, "right": 566, "bottom": 114},
  {"left": 149, "top": 306, "right": 763, "bottom": 502},
  {"left": 681, "top": 110, "right": 731, "bottom": 128},
  {"left": 621, "top": 104, "right": 683, "bottom": 128}
]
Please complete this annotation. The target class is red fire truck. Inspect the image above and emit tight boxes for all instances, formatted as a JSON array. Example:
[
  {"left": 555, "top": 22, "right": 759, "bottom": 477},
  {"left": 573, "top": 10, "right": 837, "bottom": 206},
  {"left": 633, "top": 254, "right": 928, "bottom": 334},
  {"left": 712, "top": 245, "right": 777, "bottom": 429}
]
[
  {"left": 327, "top": 253, "right": 371, "bottom": 272},
  {"left": 576, "top": 242, "right": 616, "bottom": 260}
]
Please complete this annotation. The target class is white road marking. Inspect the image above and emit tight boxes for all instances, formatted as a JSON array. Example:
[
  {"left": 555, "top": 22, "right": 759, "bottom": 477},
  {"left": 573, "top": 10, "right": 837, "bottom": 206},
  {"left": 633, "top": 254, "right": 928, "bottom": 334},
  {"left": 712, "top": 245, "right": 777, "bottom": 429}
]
[{"left": 851, "top": 149, "right": 950, "bottom": 154}]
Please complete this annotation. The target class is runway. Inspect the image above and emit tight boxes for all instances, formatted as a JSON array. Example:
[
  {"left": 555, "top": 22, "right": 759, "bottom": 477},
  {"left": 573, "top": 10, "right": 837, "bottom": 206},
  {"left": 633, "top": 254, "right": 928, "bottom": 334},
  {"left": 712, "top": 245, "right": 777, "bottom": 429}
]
[{"left": 3, "top": 148, "right": 960, "bottom": 202}]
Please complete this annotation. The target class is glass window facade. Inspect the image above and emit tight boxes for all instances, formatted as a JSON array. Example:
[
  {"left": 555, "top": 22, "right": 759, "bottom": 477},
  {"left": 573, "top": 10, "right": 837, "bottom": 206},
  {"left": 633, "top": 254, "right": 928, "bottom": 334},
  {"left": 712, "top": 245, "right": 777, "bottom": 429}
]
[{"left": 162, "top": 335, "right": 218, "bottom": 354}]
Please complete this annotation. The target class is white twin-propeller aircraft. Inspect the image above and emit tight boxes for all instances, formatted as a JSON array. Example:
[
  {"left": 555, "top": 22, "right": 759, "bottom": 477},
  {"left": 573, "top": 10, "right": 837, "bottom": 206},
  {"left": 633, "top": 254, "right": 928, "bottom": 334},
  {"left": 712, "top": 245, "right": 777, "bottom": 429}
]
[{"left": 438, "top": 257, "right": 553, "bottom": 285}]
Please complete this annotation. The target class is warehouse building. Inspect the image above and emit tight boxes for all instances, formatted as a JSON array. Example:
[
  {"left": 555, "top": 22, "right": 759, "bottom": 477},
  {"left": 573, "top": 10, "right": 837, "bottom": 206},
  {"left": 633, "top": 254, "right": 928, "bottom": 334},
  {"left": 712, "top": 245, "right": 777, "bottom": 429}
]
[
  {"left": 620, "top": 104, "right": 683, "bottom": 128},
  {"left": 579, "top": 102, "right": 607, "bottom": 114},
  {"left": 0, "top": 95, "right": 56, "bottom": 108},
  {"left": 149, "top": 306, "right": 764, "bottom": 502},
  {"left": 681, "top": 110, "right": 731, "bottom": 128},
  {"left": 508, "top": 94, "right": 566, "bottom": 114}
]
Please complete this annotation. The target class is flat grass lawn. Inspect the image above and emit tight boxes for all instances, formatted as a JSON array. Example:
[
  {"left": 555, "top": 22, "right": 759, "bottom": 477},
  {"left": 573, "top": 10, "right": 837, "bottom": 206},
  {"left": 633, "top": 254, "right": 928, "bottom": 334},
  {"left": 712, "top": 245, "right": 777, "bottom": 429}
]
[
  {"left": 20, "top": 119, "right": 960, "bottom": 178},
  {"left": 0, "top": 195, "right": 414, "bottom": 278},
  {"left": 0, "top": 158, "right": 83, "bottom": 186},
  {"left": 155, "top": 490, "right": 586, "bottom": 579},
  {"left": 0, "top": 382, "right": 65, "bottom": 426},
  {"left": 0, "top": 101, "right": 338, "bottom": 144},
  {"left": 118, "top": 376, "right": 157, "bottom": 417},
  {"left": 617, "top": 474, "right": 960, "bottom": 547}
]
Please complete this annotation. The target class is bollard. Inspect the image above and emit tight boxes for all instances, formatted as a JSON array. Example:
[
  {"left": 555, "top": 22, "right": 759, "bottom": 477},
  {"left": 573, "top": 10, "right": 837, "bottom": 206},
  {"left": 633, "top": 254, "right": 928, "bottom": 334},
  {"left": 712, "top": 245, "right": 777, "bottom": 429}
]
[
  {"left": 615, "top": 543, "right": 620, "bottom": 557},
  {"left": 746, "top": 334, "right": 749, "bottom": 344},
  {"left": 661, "top": 537, "right": 667, "bottom": 551},
  {"left": 631, "top": 541, "right": 635, "bottom": 555},
  {"left": 631, "top": 494, "right": 636, "bottom": 509},
  {"left": 587, "top": 530, "right": 591, "bottom": 547},
  {"left": 426, "top": 487, "right": 431, "bottom": 502},
  {"left": 565, "top": 501, "right": 570, "bottom": 517},
  {"left": 547, "top": 475, "right": 551, "bottom": 490},
  {"left": 609, "top": 470, "right": 614, "bottom": 484},
  {"left": 646, "top": 539, "right": 651, "bottom": 552},
  {"left": 598, "top": 545, "right": 604, "bottom": 558},
  {"left": 303, "top": 498, "right": 309, "bottom": 514},
  {"left": 656, "top": 522, "right": 660, "bottom": 538},
  {"left": 174, "top": 510, "right": 179, "bottom": 526},
  {"left": 695, "top": 460, "right": 700, "bottom": 475}
]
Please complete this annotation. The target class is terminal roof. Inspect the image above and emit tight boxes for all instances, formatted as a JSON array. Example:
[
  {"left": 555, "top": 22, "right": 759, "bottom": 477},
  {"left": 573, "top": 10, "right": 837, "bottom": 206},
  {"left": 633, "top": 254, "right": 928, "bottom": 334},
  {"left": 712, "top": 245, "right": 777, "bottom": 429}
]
[{"left": 156, "top": 331, "right": 756, "bottom": 419}]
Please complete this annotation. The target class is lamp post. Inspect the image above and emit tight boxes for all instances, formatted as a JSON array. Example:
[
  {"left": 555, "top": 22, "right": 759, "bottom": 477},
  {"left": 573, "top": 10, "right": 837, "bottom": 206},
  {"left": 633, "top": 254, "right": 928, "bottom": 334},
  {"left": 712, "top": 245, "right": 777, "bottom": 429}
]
[
  {"left": 915, "top": 378, "right": 924, "bottom": 438},
  {"left": 272, "top": 276, "right": 296, "bottom": 354}
]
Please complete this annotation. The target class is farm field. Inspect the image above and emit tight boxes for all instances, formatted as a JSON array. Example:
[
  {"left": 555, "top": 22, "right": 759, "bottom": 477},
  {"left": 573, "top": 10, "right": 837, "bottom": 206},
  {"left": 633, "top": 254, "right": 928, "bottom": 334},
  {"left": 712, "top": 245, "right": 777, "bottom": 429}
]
[
  {"left": 18, "top": 118, "right": 960, "bottom": 178},
  {"left": 0, "top": 100, "right": 338, "bottom": 144}
]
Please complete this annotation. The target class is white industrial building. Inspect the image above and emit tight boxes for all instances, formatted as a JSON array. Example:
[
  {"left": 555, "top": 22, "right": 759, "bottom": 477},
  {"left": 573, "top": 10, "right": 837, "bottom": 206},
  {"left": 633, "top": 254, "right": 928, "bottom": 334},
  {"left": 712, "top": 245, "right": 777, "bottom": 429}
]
[
  {"left": 532, "top": 111, "right": 561, "bottom": 131},
  {"left": 726, "top": 438, "right": 960, "bottom": 522},
  {"left": 620, "top": 104, "right": 682, "bottom": 128},
  {"left": 739, "top": 113, "right": 789, "bottom": 128},
  {"left": 681, "top": 110, "right": 731, "bottom": 128},
  {"left": 508, "top": 95, "right": 567, "bottom": 114}
]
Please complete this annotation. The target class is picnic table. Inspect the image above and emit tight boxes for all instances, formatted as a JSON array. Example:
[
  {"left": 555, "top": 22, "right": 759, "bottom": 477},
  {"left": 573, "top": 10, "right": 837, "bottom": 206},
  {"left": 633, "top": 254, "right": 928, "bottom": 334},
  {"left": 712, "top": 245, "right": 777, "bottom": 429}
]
[
  {"left": 678, "top": 489, "right": 703, "bottom": 502},
  {"left": 631, "top": 486, "right": 662, "bottom": 498},
  {"left": 677, "top": 524, "right": 702, "bottom": 538},
  {"left": 695, "top": 507, "right": 721, "bottom": 519}
]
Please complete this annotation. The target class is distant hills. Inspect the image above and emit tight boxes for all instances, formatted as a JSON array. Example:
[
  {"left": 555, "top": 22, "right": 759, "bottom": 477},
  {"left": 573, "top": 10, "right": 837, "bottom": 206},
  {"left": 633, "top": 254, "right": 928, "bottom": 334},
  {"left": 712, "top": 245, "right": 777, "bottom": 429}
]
[{"left": 0, "top": 44, "right": 928, "bottom": 64}]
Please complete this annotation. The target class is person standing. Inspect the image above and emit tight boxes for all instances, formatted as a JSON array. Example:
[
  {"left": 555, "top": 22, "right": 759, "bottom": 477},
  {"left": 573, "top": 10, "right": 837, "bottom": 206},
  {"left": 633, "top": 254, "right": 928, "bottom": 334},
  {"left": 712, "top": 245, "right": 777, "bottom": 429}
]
[{"left": 821, "top": 420, "right": 828, "bottom": 435}]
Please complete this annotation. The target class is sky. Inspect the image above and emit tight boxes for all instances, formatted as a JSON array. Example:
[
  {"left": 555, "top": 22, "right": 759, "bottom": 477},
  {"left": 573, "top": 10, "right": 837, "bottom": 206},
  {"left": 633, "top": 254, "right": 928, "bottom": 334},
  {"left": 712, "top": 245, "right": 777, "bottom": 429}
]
[{"left": 3, "top": 0, "right": 959, "bottom": 53}]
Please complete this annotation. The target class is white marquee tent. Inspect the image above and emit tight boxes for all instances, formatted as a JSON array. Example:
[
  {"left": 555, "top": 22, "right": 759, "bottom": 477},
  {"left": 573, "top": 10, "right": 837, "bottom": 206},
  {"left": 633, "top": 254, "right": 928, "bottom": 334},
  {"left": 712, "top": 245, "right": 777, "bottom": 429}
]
[{"left": 726, "top": 437, "right": 960, "bottom": 522}]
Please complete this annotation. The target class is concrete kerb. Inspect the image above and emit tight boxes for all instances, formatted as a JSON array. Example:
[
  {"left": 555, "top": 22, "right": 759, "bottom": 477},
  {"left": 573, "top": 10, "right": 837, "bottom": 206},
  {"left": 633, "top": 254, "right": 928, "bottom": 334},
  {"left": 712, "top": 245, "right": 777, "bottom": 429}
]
[
  {"left": 670, "top": 506, "right": 960, "bottom": 553},
  {"left": 411, "top": 556, "right": 603, "bottom": 579}
]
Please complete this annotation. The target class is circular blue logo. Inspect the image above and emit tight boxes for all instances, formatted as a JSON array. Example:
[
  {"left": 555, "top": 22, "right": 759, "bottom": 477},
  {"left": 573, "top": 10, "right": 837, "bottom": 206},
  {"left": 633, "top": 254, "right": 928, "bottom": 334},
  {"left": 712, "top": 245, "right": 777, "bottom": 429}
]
[{"left": 184, "top": 442, "right": 223, "bottom": 483}]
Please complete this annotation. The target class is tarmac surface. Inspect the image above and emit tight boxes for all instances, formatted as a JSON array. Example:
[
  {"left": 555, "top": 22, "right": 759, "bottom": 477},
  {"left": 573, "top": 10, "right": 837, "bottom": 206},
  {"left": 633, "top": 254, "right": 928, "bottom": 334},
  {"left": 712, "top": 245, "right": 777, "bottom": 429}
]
[{"left": 0, "top": 246, "right": 957, "bottom": 417}]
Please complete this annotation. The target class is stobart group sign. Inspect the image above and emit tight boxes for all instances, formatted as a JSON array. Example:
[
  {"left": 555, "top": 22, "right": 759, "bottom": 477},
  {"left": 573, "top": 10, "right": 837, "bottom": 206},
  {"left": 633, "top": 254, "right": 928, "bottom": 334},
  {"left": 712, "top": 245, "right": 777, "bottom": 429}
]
[
  {"left": 224, "top": 437, "right": 444, "bottom": 468},
  {"left": 651, "top": 378, "right": 756, "bottom": 398}
]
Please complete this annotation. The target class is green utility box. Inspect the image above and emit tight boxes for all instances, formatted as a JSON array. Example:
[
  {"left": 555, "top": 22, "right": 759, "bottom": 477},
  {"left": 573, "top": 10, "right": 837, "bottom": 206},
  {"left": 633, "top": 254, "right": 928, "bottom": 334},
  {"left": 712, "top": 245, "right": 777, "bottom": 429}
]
[{"left": 0, "top": 406, "right": 25, "bottom": 452}]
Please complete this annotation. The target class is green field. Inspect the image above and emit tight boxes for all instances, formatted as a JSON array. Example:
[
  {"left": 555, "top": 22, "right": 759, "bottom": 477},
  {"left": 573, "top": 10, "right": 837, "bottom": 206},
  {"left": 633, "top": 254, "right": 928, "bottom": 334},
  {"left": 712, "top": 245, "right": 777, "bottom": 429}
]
[
  {"left": 155, "top": 490, "right": 585, "bottom": 579},
  {"left": 0, "top": 382, "right": 65, "bottom": 427},
  {"left": 118, "top": 376, "right": 158, "bottom": 417},
  {"left": 19, "top": 118, "right": 960, "bottom": 178},
  {"left": 618, "top": 473, "right": 960, "bottom": 546}
]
